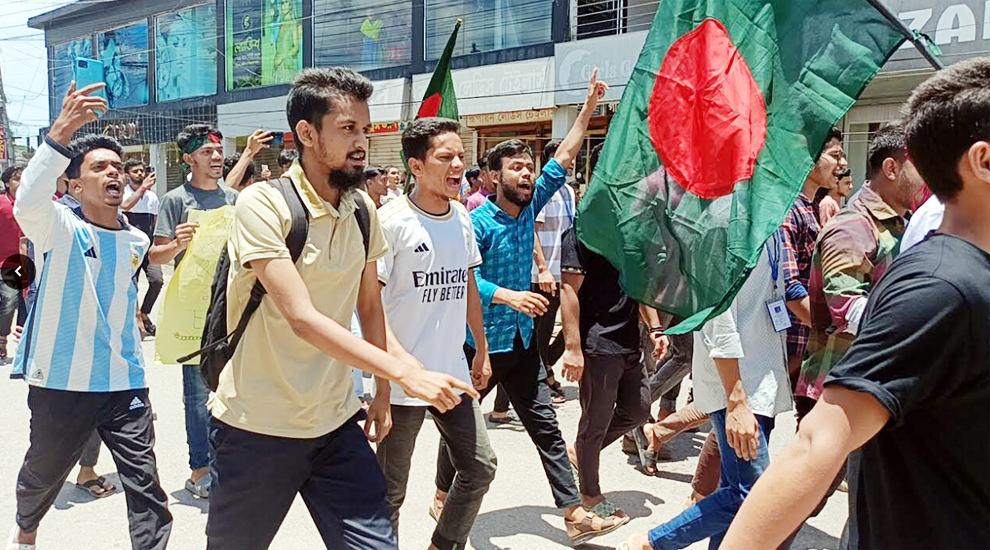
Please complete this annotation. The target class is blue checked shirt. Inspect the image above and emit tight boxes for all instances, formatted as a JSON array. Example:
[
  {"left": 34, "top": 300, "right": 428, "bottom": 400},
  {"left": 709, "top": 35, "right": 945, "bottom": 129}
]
[{"left": 468, "top": 159, "right": 567, "bottom": 353}]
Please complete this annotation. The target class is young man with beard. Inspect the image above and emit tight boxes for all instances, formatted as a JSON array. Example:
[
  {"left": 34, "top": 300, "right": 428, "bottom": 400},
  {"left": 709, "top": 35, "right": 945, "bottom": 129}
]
[
  {"left": 374, "top": 118, "right": 497, "bottom": 550},
  {"left": 433, "top": 70, "right": 617, "bottom": 545},
  {"left": 119, "top": 159, "right": 162, "bottom": 336},
  {"left": 7, "top": 83, "right": 171, "bottom": 550},
  {"left": 150, "top": 123, "right": 238, "bottom": 499},
  {"left": 206, "top": 68, "right": 477, "bottom": 550},
  {"left": 794, "top": 123, "right": 925, "bottom": 413},
  {"left": 722, "top": 57, "right": 990, "bottom": 550},
  {"left": 779, "top": 127, "right": 848, "bottom": 383}
]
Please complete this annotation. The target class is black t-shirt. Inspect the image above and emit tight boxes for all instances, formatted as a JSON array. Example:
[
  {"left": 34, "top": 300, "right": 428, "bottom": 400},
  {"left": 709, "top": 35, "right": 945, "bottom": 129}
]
[
  {"left": 825, "top": 235, "right": 989, "bottom": 550},
  {"left": 560, "top": 226, "right": 640, "bottom": 355}
]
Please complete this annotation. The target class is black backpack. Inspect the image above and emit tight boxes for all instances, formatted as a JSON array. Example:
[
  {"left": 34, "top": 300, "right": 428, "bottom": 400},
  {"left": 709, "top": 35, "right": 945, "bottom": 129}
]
[{"left": 176, "top": 177, "right": 371, "bottom": 391}]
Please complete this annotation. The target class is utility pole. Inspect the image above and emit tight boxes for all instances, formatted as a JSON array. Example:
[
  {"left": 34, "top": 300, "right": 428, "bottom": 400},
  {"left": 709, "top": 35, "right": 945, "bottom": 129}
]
[{"left": 0, "top": 47, "right": 15, "bottom": 170}]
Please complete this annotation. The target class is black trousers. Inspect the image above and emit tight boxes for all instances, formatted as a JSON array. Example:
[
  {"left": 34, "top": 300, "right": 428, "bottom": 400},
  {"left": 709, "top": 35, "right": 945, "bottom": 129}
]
[
  {"left": 532, "top": 283, "right": 565, "bottom": 376},
  {"left": 16, "top": 387, "right": 172, "bottom": 550},
  {"left": 207, "top": 414, "right": 396, "bottom": 550},
  {"left": 137, "top": 255, "right": 164, "bottom": 316},
  {"left": 576, "top": 353, "right": 651, "bottom": 497},
  {"left": 436, "top": 334, "right": 581, "bottom": 509}
]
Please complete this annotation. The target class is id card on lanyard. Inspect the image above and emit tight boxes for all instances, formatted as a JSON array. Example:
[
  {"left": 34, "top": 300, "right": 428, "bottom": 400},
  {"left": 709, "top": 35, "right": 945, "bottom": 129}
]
[{"left": 765, "top": 232, "right": 792, "bottom": 333}]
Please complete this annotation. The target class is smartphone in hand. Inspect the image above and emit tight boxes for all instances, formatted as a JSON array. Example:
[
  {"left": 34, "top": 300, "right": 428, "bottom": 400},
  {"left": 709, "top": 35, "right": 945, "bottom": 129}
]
[{"left": 74, "top": 57, "right": 108, "bottom": 118}]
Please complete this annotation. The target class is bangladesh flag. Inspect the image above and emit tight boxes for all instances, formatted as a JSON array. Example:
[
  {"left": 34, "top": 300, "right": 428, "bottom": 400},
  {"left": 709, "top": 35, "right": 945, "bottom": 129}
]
[
  {"left": 577, "top": 0, "right": 906, "bottom": 334},
  {"left": 418, "top": 19, "right": 461, "bottom": 120}
]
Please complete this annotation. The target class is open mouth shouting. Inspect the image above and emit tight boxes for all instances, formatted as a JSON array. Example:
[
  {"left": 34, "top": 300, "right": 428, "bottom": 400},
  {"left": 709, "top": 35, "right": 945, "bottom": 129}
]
[{"left": 105, "top": 180, "right": 123, "bottom": 199}]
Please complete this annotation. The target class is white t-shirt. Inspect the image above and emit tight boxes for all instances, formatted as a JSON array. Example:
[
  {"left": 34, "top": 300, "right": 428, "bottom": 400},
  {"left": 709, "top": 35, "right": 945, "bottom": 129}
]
[
  {"left": 377, "top": 196, "right": 482, "bottom": 406},
  {"left": 900, "top": 195, "right": 944, "bottom": 253},
  {"left": 532, "top": 185, "right": 575, "bottom": 283},
  {"left": 122, "top": 184, "right": 160, "bottom": 215}
]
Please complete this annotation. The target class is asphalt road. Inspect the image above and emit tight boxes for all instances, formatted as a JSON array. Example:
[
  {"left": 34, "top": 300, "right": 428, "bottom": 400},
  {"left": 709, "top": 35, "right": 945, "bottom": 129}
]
[{"left": 0, "top": 273, "right": 848, "bottom": 550}]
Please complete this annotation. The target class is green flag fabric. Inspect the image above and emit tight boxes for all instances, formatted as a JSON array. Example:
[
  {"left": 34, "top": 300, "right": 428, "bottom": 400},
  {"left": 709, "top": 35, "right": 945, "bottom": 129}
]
[
  {"left": 418, "top": 19, "right": 461, "bottom": 120},
  {"left": 576, "top": 0, "right": 906, "bottom": 334}
]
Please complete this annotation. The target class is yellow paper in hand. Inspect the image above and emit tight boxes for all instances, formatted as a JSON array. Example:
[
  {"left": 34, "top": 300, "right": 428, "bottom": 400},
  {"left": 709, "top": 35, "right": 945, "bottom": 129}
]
[{"left": 156, "top": 206, "right": 236, "bottom": 364}]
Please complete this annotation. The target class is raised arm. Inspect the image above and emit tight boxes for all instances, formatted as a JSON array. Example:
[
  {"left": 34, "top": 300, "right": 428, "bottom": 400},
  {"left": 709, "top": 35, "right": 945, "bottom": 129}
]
[
  {"left": 225, "top": 130, "right": 273, "bottom": 191},
  {"left": 553, "top": 68, "right": 609, "bottom": 170},
  {"left": 15, "top": 82, "right": 107, "bottom": 252}
]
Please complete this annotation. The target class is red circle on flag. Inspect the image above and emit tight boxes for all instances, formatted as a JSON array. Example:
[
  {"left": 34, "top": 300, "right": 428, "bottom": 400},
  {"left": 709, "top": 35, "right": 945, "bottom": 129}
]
[
  {"left": 419, "top": 93, "right": 443, "bottom": 118},
  {"left": 647, "top": 19, "right": 767, "bottom": 200}
]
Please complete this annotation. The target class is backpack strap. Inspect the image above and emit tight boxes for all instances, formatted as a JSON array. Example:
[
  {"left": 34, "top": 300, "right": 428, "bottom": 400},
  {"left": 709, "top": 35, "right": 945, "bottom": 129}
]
[
  {"left": 269, "top": 177, "right": 311, "bottom": 264},
  {"left": 354, "top": 193, "right": 371, "bottom": 260},
  {"left": 227, "top": 178, "right": 310, "bottom": 351}
]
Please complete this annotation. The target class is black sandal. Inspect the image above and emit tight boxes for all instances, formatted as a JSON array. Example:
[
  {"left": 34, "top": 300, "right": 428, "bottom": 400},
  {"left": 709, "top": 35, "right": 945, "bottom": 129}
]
[{"left": 76, "top": 476, "right": 117, "bottom": 498}]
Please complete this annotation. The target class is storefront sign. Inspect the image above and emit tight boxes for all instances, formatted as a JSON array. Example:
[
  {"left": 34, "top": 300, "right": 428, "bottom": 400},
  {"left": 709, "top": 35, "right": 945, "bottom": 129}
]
[
  {"left": 555, "top": 32, "right": 647, "bottom": 105},
  {"left": 885, "top": 0, "right": 990, "bottom": 71},
  {"left": 369, "top": 78, "right": 407, "bottom": 123},
  {"left": 371, "top": 121, "right": 403, "bottom": 134},
  {"left": 463, "top": 108, "right": 555, "bottom": 127}
]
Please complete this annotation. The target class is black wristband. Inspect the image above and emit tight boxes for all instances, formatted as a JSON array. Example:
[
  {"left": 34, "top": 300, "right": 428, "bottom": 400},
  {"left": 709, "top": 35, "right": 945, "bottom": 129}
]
[{"left": 648, "top": 327, "right": 665, "bottom": 335}]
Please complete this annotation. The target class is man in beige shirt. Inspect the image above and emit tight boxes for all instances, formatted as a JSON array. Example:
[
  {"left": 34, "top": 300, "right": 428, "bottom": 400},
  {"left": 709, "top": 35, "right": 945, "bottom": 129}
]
[{"left": 206, "top": 67, "right": 477, "bottom": 550}]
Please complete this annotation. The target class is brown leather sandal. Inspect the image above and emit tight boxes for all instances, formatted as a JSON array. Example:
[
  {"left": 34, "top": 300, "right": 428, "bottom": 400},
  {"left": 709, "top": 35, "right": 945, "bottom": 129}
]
[{"left": 566, "top": 507, "right": 630, "bottom": 545}]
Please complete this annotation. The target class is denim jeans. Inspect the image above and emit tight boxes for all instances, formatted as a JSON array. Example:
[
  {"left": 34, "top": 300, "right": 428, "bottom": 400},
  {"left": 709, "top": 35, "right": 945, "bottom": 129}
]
[
  {"left": 648, "top": 409, "right": 774, "bottom": 550},
  {"left": 182, "top": 365, "right": 211, "bottom": 471}
]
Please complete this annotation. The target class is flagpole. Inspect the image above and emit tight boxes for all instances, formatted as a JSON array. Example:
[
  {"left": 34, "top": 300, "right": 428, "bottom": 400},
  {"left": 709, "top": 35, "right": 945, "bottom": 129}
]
[{"left": 864, "top": 0, "right": 944, "bottom": 70}]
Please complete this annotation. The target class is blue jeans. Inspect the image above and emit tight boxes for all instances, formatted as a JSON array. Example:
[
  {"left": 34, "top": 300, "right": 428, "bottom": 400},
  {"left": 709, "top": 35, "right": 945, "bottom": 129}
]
[
  {"left": 182, "top": 365, "right": 211, "bottom": 471},
  {"left": 648, "top": 409, "right": 775, "bottom": 550}
]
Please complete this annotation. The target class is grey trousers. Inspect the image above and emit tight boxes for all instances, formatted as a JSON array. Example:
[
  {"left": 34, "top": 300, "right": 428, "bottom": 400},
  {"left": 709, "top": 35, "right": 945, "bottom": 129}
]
[
  {"left": 376, "top": 398, "right": 496, "bottom": 550},
  {"left": 576, "top": 353, "right": 651, "bottom": 497}
]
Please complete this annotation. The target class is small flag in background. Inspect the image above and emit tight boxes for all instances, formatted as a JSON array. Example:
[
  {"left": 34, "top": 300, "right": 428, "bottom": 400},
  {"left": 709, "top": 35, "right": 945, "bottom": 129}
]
[
  {"left": 576, "top": 0, "right": 907, "bottom": 334},
  {"left": 418, "top": 18, "right": 461, "bottom": 120},
  {"left": 403, "top": 18, "right": 462, "bottom": 189}
]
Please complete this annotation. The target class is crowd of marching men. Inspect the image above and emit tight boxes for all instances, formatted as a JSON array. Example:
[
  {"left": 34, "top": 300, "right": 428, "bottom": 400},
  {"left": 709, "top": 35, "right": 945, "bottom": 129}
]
[{"left": 1, "top": 57, "right": 987, "bottom": 550}]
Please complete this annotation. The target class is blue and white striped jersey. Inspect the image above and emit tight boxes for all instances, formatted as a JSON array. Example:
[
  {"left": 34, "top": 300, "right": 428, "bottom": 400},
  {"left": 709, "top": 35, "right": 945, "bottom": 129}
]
[{"left": 11, "top": 140, "right": 149, "bottom": 392}]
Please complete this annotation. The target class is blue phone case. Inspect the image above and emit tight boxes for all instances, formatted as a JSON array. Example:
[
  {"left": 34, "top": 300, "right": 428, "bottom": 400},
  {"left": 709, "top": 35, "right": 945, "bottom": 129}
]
[{"left": 74, "top": 57, "right": 108, "bottom": 118}]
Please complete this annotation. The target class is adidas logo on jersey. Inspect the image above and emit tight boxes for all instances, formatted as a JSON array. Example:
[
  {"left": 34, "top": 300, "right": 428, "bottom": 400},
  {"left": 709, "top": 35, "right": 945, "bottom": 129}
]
[
  {"left": 31, "top": 369, "right": 44, "bottom": 381},
  {"left": 414, "top": 243, "right": 431, "bottom": 253},
  {"left": 129, "top": 397, "right": 146, "bottom": 411},
  {"left": 84, "top": 247, "right": 97, "bottom": 259}
]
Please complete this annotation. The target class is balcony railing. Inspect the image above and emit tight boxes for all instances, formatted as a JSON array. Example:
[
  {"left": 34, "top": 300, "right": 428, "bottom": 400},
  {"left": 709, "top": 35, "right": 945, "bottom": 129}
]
[{"left": 574, "top": 0, "right": 660, "bottom": 40}]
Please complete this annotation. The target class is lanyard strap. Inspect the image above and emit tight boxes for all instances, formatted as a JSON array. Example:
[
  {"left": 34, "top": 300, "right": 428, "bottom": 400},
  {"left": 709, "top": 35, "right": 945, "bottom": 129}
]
[{"left": 765, "top": 232, "right": 781, "bottom": 283}]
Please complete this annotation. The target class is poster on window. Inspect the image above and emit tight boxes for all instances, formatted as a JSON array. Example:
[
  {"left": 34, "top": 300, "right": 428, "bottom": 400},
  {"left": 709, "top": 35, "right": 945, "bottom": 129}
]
[
  {"left": 226, "top": 0, "right": 264, "bottom": 89},
  {"left": 51, "top": 37, "right": 93, "bottom": 116},
  {"left": 99, "top": 22, "right": 149, "bottom": 109},
  {"left": 226, "top": 0, "right": 302, "bottom": 90},
  {"left": 262, "top": 0, "right": 303, "bottom": 85},
  {"left": 156, "top": 5, "right": 217, "bottom": 102}
]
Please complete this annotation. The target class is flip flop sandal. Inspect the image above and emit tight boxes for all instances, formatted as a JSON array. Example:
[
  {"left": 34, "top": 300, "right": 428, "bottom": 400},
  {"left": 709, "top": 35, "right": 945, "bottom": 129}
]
[
  {"left": 76, "top": 476, "right": 117, "bottom": 498},
  {"left": 185, "top": 472, "right": 212, "bottom": 499},
  {"left": 632, "top": 427, "right": 658, "bottom": 475},
  {"left": 566, "top": 509, "right": 630, "bottom": 546},
  {"left": 487, "top": 412, "right": 519, "bottom": 425},
  {"left": 6, "top": 527, "right": 34, "bottom": 550}
]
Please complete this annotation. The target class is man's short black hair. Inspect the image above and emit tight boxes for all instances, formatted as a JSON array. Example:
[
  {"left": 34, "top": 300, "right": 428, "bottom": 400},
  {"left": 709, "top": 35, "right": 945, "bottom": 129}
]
[
  {"left": 223, "top": 154, "right": 254, "bottom": 187},
  {"left": 904, "top": 57, "right": 990, "bottom": 201},
  {"left": 176, "top": 124, "right": 222, "bottom": 152},
  {"left": 477, "top": 156, "right": 488, "bottom": 171},
  {"left": 487, "top": 140, "right": 532, "bottom": 172},
  {"left": 123, "top": 158, "right": 145, "bottom": 173},
  {"left": 541, "top": 139, "right": 561, "bottom": 167},
  {"left": 466, "top": 167, "right": 481, "bottom": 180},
  {"left": 66, "top": 134, "right": 123, "bottom": 179},
  {"left": 1, "top": 166, "right": 23, "bottom": 185},
  {"left": 364, "top": 166, "right": 385, "bottom": 180},
  {"left": 286, "top": 68, "right": 374, "bottom": 135},
  {"left": 402, "top": 118, "right": 461, "bottom": 162},
  {"left": 278, "top": 149, "right": 298, "bottom": 168},
  {"left": 867, "top": 122, "right": 907, "bottom": 179},
  {"left": 816, "top": 126, "right": 844, "bottom": 159}
]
